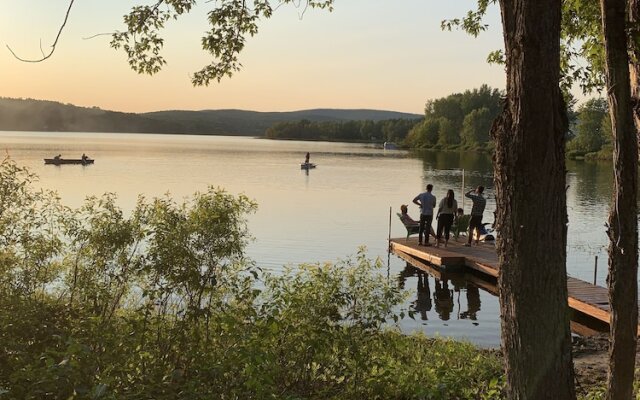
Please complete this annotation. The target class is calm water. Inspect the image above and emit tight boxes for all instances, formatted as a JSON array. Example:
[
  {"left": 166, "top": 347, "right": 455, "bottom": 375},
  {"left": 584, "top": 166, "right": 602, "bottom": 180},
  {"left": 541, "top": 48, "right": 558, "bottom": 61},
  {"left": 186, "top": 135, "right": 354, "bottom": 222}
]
[{"left": 1, "top": 132, "right": 617, "bottom": 347}]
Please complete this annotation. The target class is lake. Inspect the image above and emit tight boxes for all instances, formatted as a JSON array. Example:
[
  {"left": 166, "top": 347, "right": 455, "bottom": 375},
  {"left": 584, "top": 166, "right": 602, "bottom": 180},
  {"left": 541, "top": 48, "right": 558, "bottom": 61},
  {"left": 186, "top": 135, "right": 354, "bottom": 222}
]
[{"left": 1, "top": 131, "right": 617, "bottom": 347}]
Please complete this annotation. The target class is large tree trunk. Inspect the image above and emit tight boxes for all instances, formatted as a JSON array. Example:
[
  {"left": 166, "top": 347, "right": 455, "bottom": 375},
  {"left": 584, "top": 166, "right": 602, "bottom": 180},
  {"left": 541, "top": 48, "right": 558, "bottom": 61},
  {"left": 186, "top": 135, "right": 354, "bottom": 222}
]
[
  {"left": 629, "top": 0, "right": 640, "bottom": 147},
  {"left": 600, "top": 0, "right": 639, "bottom": 398},
  {"left": 493, "top": 0, "right": 576, "bottom": 398}
]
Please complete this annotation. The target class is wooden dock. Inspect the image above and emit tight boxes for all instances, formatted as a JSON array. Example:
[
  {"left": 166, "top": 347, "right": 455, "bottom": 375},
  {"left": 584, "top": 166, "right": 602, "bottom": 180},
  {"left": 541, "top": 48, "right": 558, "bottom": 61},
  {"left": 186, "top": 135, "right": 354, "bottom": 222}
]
[{"left": 390, "top": 236, "right": 637, "bottom": 334}]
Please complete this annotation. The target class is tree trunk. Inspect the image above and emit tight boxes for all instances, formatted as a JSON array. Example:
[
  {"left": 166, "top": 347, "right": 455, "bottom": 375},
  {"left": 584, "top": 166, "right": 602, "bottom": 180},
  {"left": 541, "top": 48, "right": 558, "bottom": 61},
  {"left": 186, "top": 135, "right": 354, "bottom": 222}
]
[
  {"left": 629, "top": 0, "right": 640, "bottom": 149},
  {"left": 600, "top": 0, "right": 639, "bottom": 398},
  {"left": 493, "top": 0, "right": 576, "bottom": 398}
]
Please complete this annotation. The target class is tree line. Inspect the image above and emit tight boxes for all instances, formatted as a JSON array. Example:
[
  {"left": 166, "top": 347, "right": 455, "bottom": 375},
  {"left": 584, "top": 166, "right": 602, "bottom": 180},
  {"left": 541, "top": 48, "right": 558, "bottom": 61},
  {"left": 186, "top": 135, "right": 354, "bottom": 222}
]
[
  {"left": 567, "top": 98, "right": 612, "bottom": 159},
  {"left": 264, "top": 118, "right": 419, "bottom": 143},
  {"left": 264, "top": 85, "right": 503, "bottom": 147},
  {"left": 266, "top": 86, "right": 616, "bottom": 161},
  {"left": 404, "top": 85, "right": 503, "bottom": 150}
]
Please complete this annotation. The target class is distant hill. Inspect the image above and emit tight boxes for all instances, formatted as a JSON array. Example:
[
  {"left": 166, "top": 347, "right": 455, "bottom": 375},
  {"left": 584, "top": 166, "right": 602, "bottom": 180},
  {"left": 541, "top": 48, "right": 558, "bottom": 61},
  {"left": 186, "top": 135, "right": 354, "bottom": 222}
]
[
  {"left": 0, "top": 97, "right": 421, "bottom": 136},
  {"left": 143, "top": 109, "right": 422, "bottom": 135}
]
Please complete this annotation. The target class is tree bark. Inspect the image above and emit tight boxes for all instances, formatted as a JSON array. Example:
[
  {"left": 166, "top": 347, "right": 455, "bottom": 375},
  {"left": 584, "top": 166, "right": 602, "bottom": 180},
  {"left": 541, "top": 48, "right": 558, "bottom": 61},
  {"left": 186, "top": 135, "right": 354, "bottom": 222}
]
[
  {"left": 493, "top": 0, "right": 576, "bottom": 398},
  {"left": 600, "top": 0, "right": 639, "bottom": 398},
  {"left": 629, "top": 0, "right": 640, "bottom": 149}
]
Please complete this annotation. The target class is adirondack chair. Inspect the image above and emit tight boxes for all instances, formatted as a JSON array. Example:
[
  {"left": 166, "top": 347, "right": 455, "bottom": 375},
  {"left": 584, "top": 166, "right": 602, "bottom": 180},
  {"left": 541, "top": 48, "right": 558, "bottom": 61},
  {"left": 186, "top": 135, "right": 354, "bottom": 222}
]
[
  {"left": 452, "top": 214, "right": 471, "bottom": 240},
  {"left": 397, "top": 213, "right": 420, "bottom": 239}
]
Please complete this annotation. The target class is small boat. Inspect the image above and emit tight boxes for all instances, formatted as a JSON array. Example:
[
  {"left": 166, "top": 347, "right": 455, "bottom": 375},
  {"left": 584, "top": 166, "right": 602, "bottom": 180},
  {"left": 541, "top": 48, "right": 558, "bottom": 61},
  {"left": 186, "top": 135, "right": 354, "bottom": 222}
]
[
  {"left": 44, "top": 158, "right": 94, "bottom": 165},
  {"left": 300, "top": 162, "right": 317, "bottom": 169}
]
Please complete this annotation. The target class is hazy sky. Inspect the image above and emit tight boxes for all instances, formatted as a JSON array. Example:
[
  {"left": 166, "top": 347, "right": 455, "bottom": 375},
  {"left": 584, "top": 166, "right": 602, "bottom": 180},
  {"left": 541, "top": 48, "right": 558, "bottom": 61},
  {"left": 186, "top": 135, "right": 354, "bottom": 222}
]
[{"left": 0, "top": 1, "right": 507, "bottom": 114}]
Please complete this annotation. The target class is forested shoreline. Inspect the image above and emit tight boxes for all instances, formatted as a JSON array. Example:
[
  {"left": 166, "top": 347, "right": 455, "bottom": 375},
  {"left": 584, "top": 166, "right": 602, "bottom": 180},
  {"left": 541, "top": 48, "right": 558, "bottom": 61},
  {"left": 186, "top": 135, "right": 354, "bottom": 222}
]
[{"left": 265, "top": 85, "right": 614, "bottom": 161}]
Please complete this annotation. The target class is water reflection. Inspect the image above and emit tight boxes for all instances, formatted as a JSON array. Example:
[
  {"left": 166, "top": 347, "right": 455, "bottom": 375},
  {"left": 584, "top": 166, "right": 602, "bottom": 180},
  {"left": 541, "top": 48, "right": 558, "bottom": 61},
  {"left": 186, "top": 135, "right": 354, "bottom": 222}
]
[
  {"left": 399, "top": 262, "right": 490, "bottom": 325},
  {"left": 399, "top": 258, "right": 606, "bottom": 336},
  {"left": 434, "top": 277, "right": 454, "bottom": 321},
  {"left": 567, "top": 159, "right": 613, "bottom": 206},
  {"left": 460, "top": 284, "right": 481, "bottom": 323},
  {"left": 415, "top": 271, "right": 432, "bottom": 321}
]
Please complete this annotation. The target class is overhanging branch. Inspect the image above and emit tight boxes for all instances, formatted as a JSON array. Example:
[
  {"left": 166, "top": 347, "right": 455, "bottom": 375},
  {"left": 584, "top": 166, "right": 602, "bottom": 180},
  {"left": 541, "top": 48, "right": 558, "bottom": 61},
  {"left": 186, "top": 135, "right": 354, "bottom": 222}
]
[{"left": 6, "top": 0, "right": 76, "bottom": 62}]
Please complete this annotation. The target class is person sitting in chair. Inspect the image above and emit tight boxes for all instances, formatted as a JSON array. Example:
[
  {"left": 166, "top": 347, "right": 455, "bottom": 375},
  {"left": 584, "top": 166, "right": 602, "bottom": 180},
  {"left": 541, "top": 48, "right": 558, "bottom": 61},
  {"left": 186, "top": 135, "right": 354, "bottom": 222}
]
[
  {"left": 400, "top": 204, "right": 435, "bottom": 238},
  {"left": 400, "top": 204, "right": 418, "bottom": 227},
  {"left": 452, "top": 208, "right": 471, "bottom": 240}
]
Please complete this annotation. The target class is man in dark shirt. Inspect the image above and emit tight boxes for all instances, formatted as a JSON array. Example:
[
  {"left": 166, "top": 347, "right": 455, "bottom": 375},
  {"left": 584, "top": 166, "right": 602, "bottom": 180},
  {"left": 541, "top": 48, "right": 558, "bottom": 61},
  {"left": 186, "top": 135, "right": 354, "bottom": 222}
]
[{"left": 464, "top": 186, "right": 486, "bottom": 246}]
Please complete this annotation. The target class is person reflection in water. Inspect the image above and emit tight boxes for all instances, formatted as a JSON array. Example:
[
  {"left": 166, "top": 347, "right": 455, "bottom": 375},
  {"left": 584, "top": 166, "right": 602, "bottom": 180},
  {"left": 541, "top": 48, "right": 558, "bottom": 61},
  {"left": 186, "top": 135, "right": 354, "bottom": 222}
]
[
  {"left": 397, "top": 263, "right": 418, "bottom": 290},
  {"left": 414, "top": 271, "right": 432, "bottom": 321},
  {"left": 433, "top": 277, "right": 454, "bottom": 321},
  {"left": 460, "top": 284, "right": 481, "bottom": 323}
]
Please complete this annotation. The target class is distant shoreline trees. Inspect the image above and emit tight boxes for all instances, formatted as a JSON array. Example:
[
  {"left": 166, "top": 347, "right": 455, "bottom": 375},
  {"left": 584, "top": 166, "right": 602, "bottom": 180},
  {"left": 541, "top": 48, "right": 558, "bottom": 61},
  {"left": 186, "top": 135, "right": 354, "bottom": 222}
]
[
  {"left": 264, "top": 87, "right": 616, "bottom": 161},
  {"left": 404, "top": 85, "right": 503, "bottom": 150},
  {"left": 264, "top": 118, "right": 420, "bottom": 143},
  {"left": 566, "top": 98, "right": 612, "bottom": 160}
]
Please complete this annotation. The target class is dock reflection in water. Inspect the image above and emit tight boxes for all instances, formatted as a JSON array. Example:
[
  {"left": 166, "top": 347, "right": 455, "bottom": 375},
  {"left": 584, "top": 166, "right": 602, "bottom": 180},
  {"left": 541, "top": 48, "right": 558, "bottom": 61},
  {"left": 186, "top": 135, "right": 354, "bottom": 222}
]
[{"left": 398, "top": 258, "right": 607, "bottom": 338}]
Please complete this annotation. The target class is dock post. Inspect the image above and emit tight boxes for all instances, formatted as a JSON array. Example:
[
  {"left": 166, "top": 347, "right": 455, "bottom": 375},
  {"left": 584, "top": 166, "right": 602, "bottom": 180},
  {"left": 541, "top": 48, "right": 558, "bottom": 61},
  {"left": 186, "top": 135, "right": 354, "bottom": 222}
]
[
  {"left": 461, "top": 169, "right": 465, "bottom": 210},
  {"left": 593, "top": 255, "right": 598, "bottom": 285},
  {"left": 388, "top": 206, "right": 392, "bottom": 251}
]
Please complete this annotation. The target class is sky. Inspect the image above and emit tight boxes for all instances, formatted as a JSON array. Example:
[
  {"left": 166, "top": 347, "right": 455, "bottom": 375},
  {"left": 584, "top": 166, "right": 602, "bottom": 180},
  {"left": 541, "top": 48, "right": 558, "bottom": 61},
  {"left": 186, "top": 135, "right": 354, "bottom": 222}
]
[{"left": 0, "top": 1, "right": 508, "bottom": 114}]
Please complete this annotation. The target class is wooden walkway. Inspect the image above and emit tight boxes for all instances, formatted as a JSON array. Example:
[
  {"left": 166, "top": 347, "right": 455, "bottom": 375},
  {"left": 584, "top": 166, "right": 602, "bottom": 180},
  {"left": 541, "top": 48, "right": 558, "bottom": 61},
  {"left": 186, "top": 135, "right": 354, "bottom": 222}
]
[{"left": 390, "top": 236, "right": 637, "bottom": 334}]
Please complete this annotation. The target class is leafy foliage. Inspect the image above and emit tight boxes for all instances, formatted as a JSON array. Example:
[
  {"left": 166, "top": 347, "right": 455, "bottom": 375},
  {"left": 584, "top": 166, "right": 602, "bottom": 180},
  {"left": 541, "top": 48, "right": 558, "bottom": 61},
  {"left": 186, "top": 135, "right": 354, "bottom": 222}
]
[
  {"left": 0, "top": 158, "right": 504, "bottom": 399},
  {"left": 404, "top": 85, "right": 503, "bottom": 150},
  {"left": 111, "top": 0, "right": 335, "bottom": 85},
  {"left": 567, "top": 98, "right": 612, "bottom": 158},
  {"left": 441, "top": 0, "right": 606, "bottom": 93}
]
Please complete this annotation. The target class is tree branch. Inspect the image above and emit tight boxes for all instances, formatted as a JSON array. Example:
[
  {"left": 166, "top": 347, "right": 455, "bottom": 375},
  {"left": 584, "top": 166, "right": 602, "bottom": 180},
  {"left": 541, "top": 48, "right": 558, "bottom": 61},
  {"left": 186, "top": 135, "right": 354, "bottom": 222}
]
[{"left": 6, "top": 0, "right": 76, "bottom": 63}]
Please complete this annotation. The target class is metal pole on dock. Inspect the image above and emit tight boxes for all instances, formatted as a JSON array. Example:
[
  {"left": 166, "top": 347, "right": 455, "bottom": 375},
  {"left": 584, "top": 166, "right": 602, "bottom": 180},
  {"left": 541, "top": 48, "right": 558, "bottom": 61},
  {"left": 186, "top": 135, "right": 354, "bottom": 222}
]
[
  {"left": 388, "top": 206, "right": 392, "bottom": 251},
  {"left": 461, "top": 169, "right": 465, "bottom": 211},
  {"left": 593, "top": 255, "right": 598, "bottom": 285}
]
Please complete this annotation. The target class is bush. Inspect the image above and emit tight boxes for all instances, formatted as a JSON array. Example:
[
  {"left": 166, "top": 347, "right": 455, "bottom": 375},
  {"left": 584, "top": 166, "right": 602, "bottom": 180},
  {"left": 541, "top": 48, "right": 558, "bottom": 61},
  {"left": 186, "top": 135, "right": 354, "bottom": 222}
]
[{"left": 0, "top": 158, "right": 504, "bottom": 399}]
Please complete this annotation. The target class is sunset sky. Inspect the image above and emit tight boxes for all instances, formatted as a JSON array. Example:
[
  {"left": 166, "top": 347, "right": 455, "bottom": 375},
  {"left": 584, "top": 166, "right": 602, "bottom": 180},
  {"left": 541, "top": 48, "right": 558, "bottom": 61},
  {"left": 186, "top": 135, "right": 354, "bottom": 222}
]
[{"left": 0, "top": 1, "right": 508, "bottom": 114}]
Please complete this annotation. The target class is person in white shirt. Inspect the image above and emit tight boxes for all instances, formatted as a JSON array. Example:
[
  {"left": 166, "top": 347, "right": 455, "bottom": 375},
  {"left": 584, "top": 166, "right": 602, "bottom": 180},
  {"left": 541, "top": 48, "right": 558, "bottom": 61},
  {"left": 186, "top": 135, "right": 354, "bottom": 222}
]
[{"left": 435, "top": 189, "right": 458, "bottom": 247}]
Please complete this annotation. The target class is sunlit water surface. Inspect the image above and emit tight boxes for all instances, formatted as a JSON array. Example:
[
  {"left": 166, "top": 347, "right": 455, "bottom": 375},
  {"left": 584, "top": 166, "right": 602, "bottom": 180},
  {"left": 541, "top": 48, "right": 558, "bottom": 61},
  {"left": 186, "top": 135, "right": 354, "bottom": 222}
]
[{"left": 1, "top": 132, "right": 618, "bottom": 347}]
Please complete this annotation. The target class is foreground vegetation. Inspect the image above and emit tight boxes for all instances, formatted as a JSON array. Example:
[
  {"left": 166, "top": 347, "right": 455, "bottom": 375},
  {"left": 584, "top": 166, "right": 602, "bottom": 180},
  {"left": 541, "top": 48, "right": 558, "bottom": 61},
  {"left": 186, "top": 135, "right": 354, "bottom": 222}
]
[
  {"left": 0, "top": 158, "right": 633, "bottom": 398},
  {"left": 0, "top": 158, "right": 503, "bottom": 399}
]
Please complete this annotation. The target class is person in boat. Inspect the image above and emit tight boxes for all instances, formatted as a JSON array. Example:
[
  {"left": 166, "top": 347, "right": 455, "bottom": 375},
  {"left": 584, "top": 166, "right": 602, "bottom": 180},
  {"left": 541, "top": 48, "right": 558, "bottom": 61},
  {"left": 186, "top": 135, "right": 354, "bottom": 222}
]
[
  {"left": 400, "top": 204, "right": 435, "bottom": 238},
  {"left": 464, "top": 185, "right": 486, "bottom": 247},
  {"left": 54, "top": 154, "right": 61, "bottom": 160},
  {"left": 412, "top": 184, "right": 436, "bottom": 246},
  {"left": 81, "top": 153, "right": 88, "bottom": 162},
  {"left": 435, "top": 189, "right": 457, "bottom": 248},
  {"left": 304, "top": 152, "right": 310, "bottom": 164}
]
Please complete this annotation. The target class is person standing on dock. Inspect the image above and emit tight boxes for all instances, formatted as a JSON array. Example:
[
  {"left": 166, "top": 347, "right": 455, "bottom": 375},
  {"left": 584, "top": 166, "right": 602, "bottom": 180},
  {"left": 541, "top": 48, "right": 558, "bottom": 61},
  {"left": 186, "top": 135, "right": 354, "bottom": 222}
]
[
  {"left": 464, "top": 185, "right": 486, "bottom": 247},
  {"left": 413, "top": 184, "right": 436, "bottom": 246},
  {"left": 435, "top": 189, "right": 457, "bottom": 248}
]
